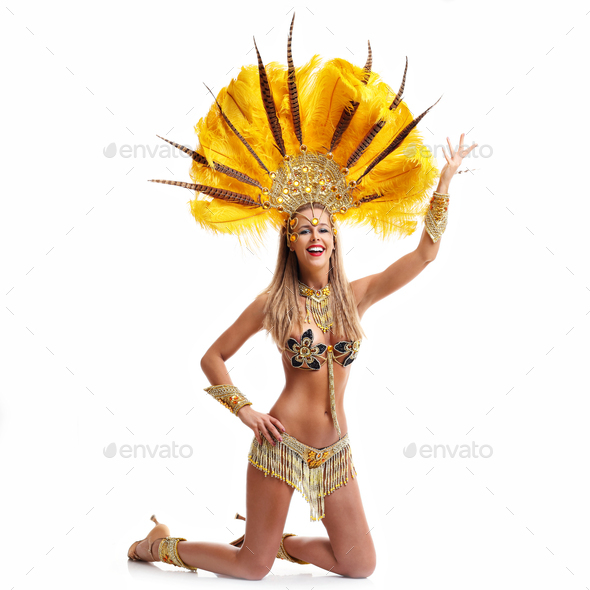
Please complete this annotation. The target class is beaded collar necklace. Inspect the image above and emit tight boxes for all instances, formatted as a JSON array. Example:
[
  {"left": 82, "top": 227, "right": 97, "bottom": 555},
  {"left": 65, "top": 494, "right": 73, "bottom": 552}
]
[{"left": 298, "top": 280, "right": 333, "bottom": 333}]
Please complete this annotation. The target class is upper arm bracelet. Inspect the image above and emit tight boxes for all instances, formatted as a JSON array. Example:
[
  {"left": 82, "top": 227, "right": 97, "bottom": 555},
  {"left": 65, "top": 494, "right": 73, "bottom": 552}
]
[{"left": 203, "top": 384, "right": 252, "bottom": 416}]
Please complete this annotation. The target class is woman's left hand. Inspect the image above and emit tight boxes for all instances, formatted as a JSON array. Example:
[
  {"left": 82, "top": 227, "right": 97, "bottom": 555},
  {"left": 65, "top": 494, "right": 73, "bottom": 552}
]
[{"left": 440, "top": 133, "right": 478, "bottom": 182}]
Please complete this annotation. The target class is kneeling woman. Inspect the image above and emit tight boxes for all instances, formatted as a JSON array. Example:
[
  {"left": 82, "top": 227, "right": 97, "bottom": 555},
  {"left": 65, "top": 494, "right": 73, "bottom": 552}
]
[{"left": 128, "top": 15, "right": 476, "bottom": 579}]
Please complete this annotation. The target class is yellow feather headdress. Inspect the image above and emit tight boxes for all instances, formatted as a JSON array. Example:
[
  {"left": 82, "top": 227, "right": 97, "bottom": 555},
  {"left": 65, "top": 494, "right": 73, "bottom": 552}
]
[{"left": 150, "top": 14, "right": 441, "bottom": 251}]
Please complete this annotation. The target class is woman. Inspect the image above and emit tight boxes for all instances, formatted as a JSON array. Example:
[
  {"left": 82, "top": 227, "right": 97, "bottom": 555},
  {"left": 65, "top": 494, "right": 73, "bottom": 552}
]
[{"left": 128, "top": 15, "right": 476, "bottom": 579}]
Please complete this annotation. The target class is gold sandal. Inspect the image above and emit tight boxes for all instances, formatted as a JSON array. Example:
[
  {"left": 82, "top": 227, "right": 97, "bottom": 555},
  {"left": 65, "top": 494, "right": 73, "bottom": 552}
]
[
  {"left": 127, "top": 515, "right": 170, "bottom": 562},
  {"left": 229, "top": 512, "right": 309, "bottom": 564},
  {"left": 127, "top": 514, "right": 198, "bottom": 571}
]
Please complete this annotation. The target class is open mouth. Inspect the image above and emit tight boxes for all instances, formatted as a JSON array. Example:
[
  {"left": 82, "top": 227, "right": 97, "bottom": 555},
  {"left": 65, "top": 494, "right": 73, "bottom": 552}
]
[{"left": 307, "top": 246, "right": 325, "bottom": 257}]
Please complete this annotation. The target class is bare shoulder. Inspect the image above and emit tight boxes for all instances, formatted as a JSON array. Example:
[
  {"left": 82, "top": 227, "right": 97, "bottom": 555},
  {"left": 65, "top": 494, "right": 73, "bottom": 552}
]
[
  {"left": 247, "top": 291, "right": 269, "bottom": 329},
  {"left": 350, "top": 276, "right": 372, "bottom": 304}
]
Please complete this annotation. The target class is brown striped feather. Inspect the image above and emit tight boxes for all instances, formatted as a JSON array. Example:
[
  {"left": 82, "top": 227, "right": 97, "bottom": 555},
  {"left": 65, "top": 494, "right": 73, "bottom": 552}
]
[
  {"left": 156, "top": 135, "right": 208, "bottom": 165},
  {"left": 356, "top": 95, "right": 442, "bottom": 183},
  {"left": 148, "top": 179, "right": 260, "bottom": 207},
  {"left": 346, "top": 119, "right": 386, "bottom": 168},
  {"left": 390, "top": 56, "right": 408, "bottom": 110},
  {"left": 363, "top": 41, "right": 372, "bottom": 84},
  {"left": 330, "top": 101, "right": 360, "bottom": 152},
  {"left": 287, "top": 12, "right": 303, "bottom": 145},
  {"left": 157, "top": 135, "right": 263, "bottom": 188},
  {"left": 253, "top": 37, "right": 286, "bottom": 156},
  {"left": 357, "top": 193, "right": 383, "bottom": 204},
  {"left": 203, "top": 83, "right": 270, "bottom": 175},
  {"left": 212, "top": 162, "right": 262, "bottom": 189}
]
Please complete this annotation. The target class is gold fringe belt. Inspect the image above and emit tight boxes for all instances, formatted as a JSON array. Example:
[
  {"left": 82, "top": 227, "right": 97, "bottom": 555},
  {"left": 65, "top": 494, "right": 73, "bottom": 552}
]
[{"left": 248, "top": 431, "right": 357, "bottom": 521}]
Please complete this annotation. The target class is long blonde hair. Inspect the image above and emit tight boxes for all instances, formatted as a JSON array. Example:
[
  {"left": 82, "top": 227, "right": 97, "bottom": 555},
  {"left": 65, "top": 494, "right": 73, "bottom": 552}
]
[{"left": 257, "top": 203, "right": 366, "bottom": 349}]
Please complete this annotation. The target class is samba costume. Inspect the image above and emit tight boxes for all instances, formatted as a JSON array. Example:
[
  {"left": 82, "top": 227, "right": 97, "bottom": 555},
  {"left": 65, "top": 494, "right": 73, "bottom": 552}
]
[{"left": 150, "top": 13, "right": 450, "bottom": 528}]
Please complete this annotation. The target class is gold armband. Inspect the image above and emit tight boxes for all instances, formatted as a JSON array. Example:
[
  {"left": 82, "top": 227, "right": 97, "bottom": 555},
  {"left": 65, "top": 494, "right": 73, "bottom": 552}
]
[
  {"left": 203, "top": 384, "right": 252, "bottom": 416},
  {"left": 425, "top": 191, "right": 450, "bottom": 243}
]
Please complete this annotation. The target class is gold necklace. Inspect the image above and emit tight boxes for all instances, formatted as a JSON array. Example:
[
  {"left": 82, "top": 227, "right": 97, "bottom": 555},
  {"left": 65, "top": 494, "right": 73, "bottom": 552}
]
[{"left": 298, "top": 280, "right": 333, "bottom": 333}]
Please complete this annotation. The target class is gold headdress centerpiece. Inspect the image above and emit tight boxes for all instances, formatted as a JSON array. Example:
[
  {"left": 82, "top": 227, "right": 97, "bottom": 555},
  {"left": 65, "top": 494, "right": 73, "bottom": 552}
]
[
  {"left": 264, "top": 149, "right": 356, "bottom": 242},
  {"left": 149, "top": 13, "right": 441, "bottom": 250}
]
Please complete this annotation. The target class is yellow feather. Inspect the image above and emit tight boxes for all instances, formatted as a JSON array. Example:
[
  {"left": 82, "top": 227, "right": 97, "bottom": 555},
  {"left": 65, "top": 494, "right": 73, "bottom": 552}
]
[{"left": 184, "top": 52, "right": 439, "bottom": 250}]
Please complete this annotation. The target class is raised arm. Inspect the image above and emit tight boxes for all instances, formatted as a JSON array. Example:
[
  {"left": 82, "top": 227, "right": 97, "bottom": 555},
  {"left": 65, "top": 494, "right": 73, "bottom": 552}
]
[
  {"left": 200, "top": 292, "right": 286, "bottom": 446},
  {"left": 352, "top": 232, "right": 436, "bottom": 316},
  {"left": 354, "top": 133, "right": 477, "bottom": 315}
]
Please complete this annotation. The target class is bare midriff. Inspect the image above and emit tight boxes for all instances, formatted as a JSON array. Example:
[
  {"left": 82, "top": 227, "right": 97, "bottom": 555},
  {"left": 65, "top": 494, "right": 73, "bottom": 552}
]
[{"left": 268, "top": 350, "right": 352, "bottom": 449}]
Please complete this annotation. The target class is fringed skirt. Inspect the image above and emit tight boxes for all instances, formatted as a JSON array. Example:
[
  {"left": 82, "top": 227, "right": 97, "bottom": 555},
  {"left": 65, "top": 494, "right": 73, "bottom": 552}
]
[{"left": 247, "top": 431, "right": 357, "bottom": 521}]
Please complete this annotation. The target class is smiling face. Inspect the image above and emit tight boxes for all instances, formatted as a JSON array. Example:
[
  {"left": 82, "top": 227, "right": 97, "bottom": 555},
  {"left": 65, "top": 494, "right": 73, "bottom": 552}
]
[{"left": 289, "top": 204, "right": 335, "bottom": 268}]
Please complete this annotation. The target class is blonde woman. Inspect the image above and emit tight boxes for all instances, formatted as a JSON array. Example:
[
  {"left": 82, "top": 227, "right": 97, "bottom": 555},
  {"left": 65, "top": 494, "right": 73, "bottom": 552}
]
[{"left": 128, "top": 14, "right": 476, "bottom": 580}]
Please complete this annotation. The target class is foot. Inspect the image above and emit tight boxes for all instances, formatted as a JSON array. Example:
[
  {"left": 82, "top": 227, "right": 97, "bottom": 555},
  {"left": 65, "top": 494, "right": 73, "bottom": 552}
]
[{"left": 134, "top": 537, "right": 165, "bottom": 562}]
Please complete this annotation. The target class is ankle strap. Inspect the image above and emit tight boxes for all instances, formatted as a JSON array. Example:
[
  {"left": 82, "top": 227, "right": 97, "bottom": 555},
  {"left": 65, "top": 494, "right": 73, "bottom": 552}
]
[
  {"left": 276, "top": 533, "right": 309, "bottom": 565},
  {"left": 158, "top": 537, "right": 198, "bottom": 571}
]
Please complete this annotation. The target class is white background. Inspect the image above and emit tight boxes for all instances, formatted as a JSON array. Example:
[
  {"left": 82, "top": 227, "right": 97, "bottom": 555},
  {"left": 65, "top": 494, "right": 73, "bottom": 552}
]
[{"left": 1, "top": 0, "right": 589, "bottom": 588}]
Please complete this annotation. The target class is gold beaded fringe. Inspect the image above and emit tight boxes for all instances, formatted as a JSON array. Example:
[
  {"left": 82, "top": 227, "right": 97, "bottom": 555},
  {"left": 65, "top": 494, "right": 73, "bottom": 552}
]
[
  {"left": 327, "top": 350, "right": 341, "bottom": 439},
  {"left": 248, "top": 432, "right": 356, "bottom": 521},
  {"left": 298, "top": 281, "right": 333, "bottom": 333}
]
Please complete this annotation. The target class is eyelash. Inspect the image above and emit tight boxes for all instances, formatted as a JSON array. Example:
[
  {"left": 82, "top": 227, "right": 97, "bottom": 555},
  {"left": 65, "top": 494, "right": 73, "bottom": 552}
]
[{"left": 301, "top": 228, "right": 329, "bottom": 234}]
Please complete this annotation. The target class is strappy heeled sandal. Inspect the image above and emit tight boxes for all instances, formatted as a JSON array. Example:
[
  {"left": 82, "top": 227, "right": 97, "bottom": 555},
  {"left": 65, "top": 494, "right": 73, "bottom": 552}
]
[
  {"left": 229, "top": 512, "right": 309, "bottom": 564},
  {"left": 127, "top": 514, "right": 198, "bottom": 571}
]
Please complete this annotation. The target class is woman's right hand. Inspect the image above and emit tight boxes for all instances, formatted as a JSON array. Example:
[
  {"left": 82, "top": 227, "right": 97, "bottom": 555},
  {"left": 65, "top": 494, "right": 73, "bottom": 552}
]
[{"left": 237, "top": 405, "right": 286, "bottom": 446}]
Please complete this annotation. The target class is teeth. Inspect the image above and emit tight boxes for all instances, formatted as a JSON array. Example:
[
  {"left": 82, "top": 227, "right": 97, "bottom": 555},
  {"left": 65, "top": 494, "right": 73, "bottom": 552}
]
[{"left": 308, "top": 248, "right": 324, "bottom": 252}]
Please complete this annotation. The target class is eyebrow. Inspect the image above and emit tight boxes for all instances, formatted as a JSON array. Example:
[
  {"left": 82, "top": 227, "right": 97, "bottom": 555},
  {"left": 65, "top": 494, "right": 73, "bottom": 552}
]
[{"left": 299, "top": 222, "right": 330, "bottom": 228}]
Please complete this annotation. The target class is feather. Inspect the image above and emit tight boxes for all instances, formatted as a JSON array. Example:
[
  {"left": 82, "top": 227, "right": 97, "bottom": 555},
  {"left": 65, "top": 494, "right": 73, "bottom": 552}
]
[
  {"left": 356, "top": 96, "right": 441, "bottom": 182},
  {"left": 357, "top": 192, "right": 382, "bottom": 204},
  {"left": 287, "top": 12, "right": 303, "bottom": 145},
  {"left": 297, "top": 58, "right": 362, "bottom": 154},
  {"left": 156, "top": 135, "right": 208, "bottom": 165},
  {"left": 253, "top": 37, "right": 286, "bottom": 156},
  {"left": 189, "top": 197, "right": 284, "bottom": 250},
  {"left": 343, "top": 191, "right": 430, "bottom": 240},
  {"left": 330, "top": 101, "right": 359, "bottom": 152},
  {"left": 211, "top": 162, "right": 263, "bottom": 189},
  {"left": 149, "top": 179, "right": 260, "bottom": 207},
  {"left": 177, "top": 31, "right": 440, "bottom": 249},
  {"left": 390, "top": 56, "right": 408, "bottom": 111},
  {"left": 203, "top": 83, "right": 270, "bottom": 175},
  {"left": 363, "top": 41, "right": 372, "bottom": 84},
  {"left": 346, "top": 119, "right": 386, "bottom": 168},
  {"left": 156, "top": 134, "right": 261, "bottom": 188}
]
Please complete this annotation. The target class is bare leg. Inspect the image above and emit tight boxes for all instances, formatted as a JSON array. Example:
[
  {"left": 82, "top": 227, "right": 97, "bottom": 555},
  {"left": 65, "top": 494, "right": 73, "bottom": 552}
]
[
  {"left": 278, "top": 464, "right": 376, "bottom": 578},
  {"left": 136, "top": 463, "right": 294, "bottom": 580}
]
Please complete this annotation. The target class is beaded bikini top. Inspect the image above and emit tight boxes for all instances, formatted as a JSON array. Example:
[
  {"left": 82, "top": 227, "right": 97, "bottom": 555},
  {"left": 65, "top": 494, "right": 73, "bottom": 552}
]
[{"left": 282, "top": 328, "right": 362, "bottom": 440}]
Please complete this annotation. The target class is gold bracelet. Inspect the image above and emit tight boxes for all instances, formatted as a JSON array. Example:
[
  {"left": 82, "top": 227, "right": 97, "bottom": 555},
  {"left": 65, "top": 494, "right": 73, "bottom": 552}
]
[
  {"left": 203, "top": 384, "right": 252, "bottom": 416},
  {"left": 424, "top": 192, "right": 450, "bottom": 243}
]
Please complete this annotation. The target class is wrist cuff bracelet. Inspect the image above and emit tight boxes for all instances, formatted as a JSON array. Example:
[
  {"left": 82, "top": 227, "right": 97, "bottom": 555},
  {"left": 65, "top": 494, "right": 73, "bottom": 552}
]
[
  {"left": 203, "top": 384, "right": 252, "bottom": 416},
  {"left": 425, "top": 192, "right": 450, "bottom": 243}
]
